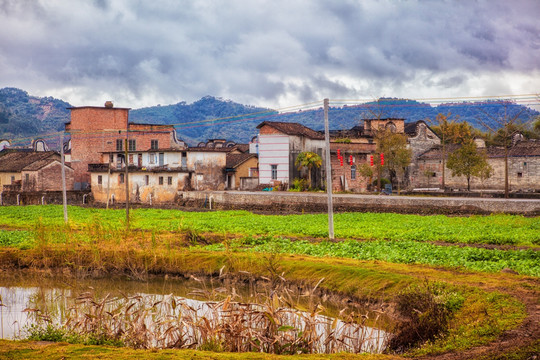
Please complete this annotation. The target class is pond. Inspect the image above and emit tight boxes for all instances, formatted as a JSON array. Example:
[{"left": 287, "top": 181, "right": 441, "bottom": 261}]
[{"left": 0, "top": 272, "right": 390, "bottom": 354}]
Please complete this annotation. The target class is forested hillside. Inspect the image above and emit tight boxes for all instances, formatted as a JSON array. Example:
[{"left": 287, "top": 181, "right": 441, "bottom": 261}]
[
  {"left": 1, "top": 87, "right": 538, "bottom": 146},
  {"left": 0, "top": 88, "right": 71, "bottom": 146}
]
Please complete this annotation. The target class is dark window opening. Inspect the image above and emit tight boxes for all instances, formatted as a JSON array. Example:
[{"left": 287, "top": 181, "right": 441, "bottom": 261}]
[
  {"left": 517, "top": 172, "right": 523, "bottom": 178},
  {"left": 159, "top": 176, "right": 164, "bottom": 185},
  {"left": 145, "top": 175, "right": 149, "bottom": 185},
  {"left": 271, "top": 165, "right": 278, "bottom": 180},
  {"left": 119, "top": 173, "right": 125, "bottom": 184},
  {"left": 151, "top": 139, "right": 159, "bottom": 150},
  {"left": 167, "top": 176, "right": 172, "bottom": 185},
  {"left": 98, "top": 175, "right": 102, "bottom": 185},
  {"left": 128, "top": 139, "right": 136, "bottom": 151},
  {"left": 116, "top": 139, "right": 123, "bottom": 151}
]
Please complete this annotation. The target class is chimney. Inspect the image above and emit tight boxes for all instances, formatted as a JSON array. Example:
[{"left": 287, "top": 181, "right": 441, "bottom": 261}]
[{"left": 104, "top": 101, "right": 114, "bottom": 108}]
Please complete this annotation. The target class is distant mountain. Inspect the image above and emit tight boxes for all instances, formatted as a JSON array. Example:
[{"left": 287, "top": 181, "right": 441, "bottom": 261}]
[
  {"left": 1, "top": 88, "right": 538, "bottom": 147},
  {"left": 130, "top": 96, "right": 273, "bottom": 145},
  {"left": 0, "top": 87, "right": 71, "bottom": 147}
]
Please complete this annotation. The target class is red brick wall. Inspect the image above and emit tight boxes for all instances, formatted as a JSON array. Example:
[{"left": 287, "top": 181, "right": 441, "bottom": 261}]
[
  {"left": 67, "top": 107, "right": 179, "bottom": 187},
  {"left": 67, "top": 107, "right": 129, "bottom": 186},
  {"left": 129, "top": 124, "right": 177, "bottom": 151},
  {"left": 331, "top": 152, "right": 370, "bottom": 192}
]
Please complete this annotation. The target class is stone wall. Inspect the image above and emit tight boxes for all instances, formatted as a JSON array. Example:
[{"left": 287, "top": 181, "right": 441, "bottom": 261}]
[
  {"left": 0, "top": 190, "right": 91, "bottom": 206},
  {"left": 177, "top": 191, "right": 540, "bottom": 215}
]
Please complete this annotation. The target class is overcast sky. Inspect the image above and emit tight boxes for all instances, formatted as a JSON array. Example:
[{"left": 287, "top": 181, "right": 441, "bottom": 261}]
[{"left": 1, "top": 0, "right": 539, "bottom": 110}]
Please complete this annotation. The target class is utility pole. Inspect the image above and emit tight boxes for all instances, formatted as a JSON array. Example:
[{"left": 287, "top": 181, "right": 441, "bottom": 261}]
[
  {"left": 60, "top": 133, "right": 68, "bottom": 223},
  {"left": 323, "top": 98, "right": 334, "bottom": 240},
  {"left": 124, "top": 127, "right": 130, "bottom": 231}
]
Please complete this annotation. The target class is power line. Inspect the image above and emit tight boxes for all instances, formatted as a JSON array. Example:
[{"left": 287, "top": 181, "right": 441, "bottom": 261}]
[{"left": 2, "top": 93, "right": 539, "bottom": 147}]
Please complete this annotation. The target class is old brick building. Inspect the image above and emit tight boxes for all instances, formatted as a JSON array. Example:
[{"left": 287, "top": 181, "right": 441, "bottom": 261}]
[
  {"left": 0, "top": 149, "right": 74, "bottom": 192},
  {"left": 66, "top": 102, "right": 185, "bottom": 189}
]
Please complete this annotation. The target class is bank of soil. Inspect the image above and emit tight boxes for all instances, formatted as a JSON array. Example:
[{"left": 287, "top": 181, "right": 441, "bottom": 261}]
[{"left": 0, "top": 246, "right": 538, "bottom": 360}]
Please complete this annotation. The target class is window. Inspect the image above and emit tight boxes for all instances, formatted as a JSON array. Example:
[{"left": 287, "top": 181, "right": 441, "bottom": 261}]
[
  {"left": 517, "top": 172, "right": 523, "bottom": 178},
  {"left": 119, "top": 173, "right": 124, "bottom": 184},
  {"left": 159, "top": 153, "right": 164, "bottom": 166},
  {"left": 271, "top": 165, "right": 278, "bottom": 180},
  {"left": 25, "top": 174, "right": 29, "bottom": 183},
  {"left": 98, "top": 175, "right": 102, "bottom": 185},
  {"left": 116, "top": 139, "right": 123, "bottom": 151},
  {"left": 10, "top": 176, "right": 15, "bottom": 184},
  {"left": 149, "top": 153, "right": 156, "bottom": 164},
  {"left": 167, "top": 176, "right": 172, "bottom": 185},
  {"left": 145, "top": 175, "right": 149, "bottom": 185},
  {"left": 128, "top": 154, "right": 134, "bottom": 164},
  {"left": 128, "top": 139, "right": 136, "bottom": 151},
  {"left": 159, "top": 176, "right": 164, "bottom": 185},
  {"left": 151, "top": 140, "right": 159, "bottom": 150},
  {"left": 351, "top": 165, "right": 356, "bottom": 180},
  {"left": 109, "top": 154, "right": 114, "bottom": 163}
]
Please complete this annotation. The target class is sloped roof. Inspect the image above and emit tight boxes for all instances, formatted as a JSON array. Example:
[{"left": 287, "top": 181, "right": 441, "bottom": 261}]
[
  {"left": 404, "top": 120, "right": 439, "bottom": 138},
  {"left": 234, "top": 144, "right": 250, "bottom": 153},
  {"left": 226, "top": 153, "right": 257, "bottom": 169},
  {"left": 257, "top": 121, "right": 325, "bottom": 140},
  {"left": 0, "top": 150, "right": 61, "bottom": 172}
]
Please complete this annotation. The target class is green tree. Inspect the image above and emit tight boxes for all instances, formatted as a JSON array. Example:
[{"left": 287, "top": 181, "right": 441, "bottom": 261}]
[
  {"left": 294, "top": 151, "right": 322, "bottom": 189},
  {"left": 428, "top": 113, "right": 475, "bottom": 190},
  {"left": 477, "top": 103, "right": 528, "bottom": 198},
  {"left": 447, "top": 143, "right": 492, "bottom": 191},
  {"left": 376, "top": 130, "right": 412, "bottom": 194},
  {"left": 358, "top": 163, "right": 374, "bottom": 190}
]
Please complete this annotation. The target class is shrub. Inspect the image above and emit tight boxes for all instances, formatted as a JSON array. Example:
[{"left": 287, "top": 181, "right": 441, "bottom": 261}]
[
  {"left": 291, "top": 178, "right": 309, "bottom": 191},
  {"left": 387, "top": 283, "right": 453, "bottom": 353}
]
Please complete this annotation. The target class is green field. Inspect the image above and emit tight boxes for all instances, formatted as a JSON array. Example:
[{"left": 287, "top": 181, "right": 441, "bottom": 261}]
[
  {"left": 0, "top": 205, "right": 538, "bottom": 276},
  {"left": 0, "top": 205, "right": 538, "bottom": 246},
  {"left": 0, "top": 205, "right": 538, "bottom": 359}
]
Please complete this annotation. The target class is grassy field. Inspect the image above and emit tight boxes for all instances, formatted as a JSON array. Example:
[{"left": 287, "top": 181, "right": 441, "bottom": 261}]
[
  {"left": 0, "top": 205, "right": 538, "bottom": 276},
  {"left": 0, "top": 205, "right": 539, "bottom": 246},
  {"left": 0, "top": 205, "right": 538, "bottom": 359}
]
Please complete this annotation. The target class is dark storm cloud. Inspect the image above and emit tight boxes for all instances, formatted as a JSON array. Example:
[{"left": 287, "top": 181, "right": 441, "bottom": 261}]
[{"left": 0, "top": 0, "right": 538, "bottom": 108}]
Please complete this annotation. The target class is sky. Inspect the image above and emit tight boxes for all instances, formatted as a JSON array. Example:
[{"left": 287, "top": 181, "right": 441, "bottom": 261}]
[{"left": 1, "top": 0, "right": 539, "bottom": 110}]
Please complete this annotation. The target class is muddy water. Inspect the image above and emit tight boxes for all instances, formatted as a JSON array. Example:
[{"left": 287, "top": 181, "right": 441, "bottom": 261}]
[{"left": 0, "top": 272, "right": 390, "bottom": 353}]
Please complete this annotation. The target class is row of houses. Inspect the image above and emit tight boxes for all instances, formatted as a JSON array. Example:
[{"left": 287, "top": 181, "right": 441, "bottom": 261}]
[{"left": 1, "top": 101, "right": 540, "bottom": 205}]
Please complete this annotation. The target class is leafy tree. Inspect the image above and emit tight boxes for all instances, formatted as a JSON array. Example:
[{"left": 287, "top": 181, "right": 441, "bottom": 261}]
[
  {"left": 294, "top": 151, "right": 322, "bottom": 189},
  {"left": 476, "top": 102, "right": 530, "bottom": 198},
  {"left": 447, "top": 142, "right": 492, "bottom": 191},
  {"left": 376, "top": 130, "right": 412, "bottom": 194},
  {"left": 428, "top": 113, "right": 474, "bottom": 190},
  {"left": 358, "top": 163, "right": 374, "bottom": 190}
]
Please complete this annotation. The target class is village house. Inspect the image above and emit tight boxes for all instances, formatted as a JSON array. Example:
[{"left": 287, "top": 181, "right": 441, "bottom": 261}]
[
  {"left": 87, "top": 137, "right": 252, "bottom": 204},
  {"left": 225, "top": 152, "right": 258, "bottom": 190},
  {"left": 0, "top": 149, "right": 74, "bottom": 193},
  {"left": 66, "top": 102, "right": 185, "bottom": 190},
  {"left": 255, "top": 118, "right": 440, "bottom": 192},
  {"left": 256, "top": 121, "right": 326, "bottom": 188},
  {"left": 414, "top": 139, "right": 540, "bottom": 191},
  {"left": 328, "top": 119, "right": 439, "bottom": 192}
]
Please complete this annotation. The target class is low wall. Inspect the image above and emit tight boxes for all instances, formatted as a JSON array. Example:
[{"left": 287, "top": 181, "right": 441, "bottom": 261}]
[
  {"left": 178, "top": 191, "right": 540, "bottom": 216},
  {"left": 0, "top": 190, "right": 92, "bottom": 206}
]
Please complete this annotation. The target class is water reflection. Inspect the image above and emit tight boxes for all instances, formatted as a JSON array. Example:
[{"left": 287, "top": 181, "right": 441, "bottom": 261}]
[{"left": 0, "top": 273, "right": 390, "bottom": 353}]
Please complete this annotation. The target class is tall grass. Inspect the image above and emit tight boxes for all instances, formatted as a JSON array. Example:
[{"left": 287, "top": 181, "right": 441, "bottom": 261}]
[{"left": 25, "top": 282, "right": 390, "bottom": 354}]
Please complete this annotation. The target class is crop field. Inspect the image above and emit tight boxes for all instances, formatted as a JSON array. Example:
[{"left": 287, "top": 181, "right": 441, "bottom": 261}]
[{"left": 0, "top": 205, "right": 538, "bottom": 359}]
